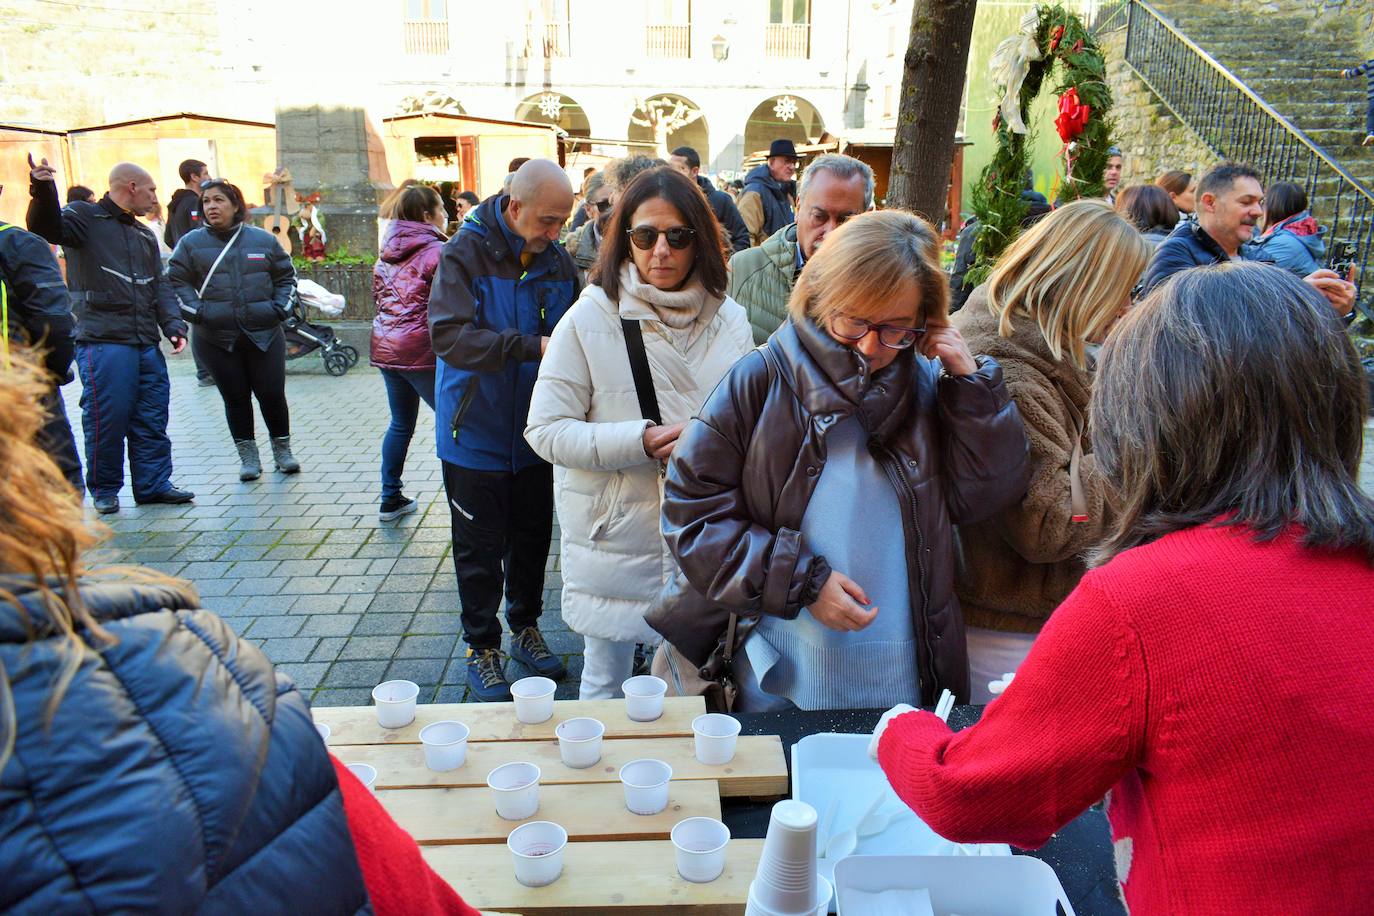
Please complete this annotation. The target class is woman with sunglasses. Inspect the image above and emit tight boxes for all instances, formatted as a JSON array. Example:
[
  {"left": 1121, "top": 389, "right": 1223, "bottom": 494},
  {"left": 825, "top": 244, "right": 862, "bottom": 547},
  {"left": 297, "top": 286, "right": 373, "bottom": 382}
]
[
  {"left": 168, "top": 179, "right": 301, "bottom": 481},
  {"left": 950, "top": 199, "right": 1150, "bottom": 701},
  {"left": 566, "top": 171, "right": 611, "bottom": 284},
  {"left": 652, "top": 210, "right": 1031, "bottom": 711},
  {"left": 525, "top": 167, "right": 753, "bottom": 700}
]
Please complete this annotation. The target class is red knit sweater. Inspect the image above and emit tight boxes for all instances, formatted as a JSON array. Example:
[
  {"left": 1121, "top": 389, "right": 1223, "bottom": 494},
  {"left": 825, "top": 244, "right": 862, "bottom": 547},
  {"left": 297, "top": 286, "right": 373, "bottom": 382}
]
[{"left": 878, "top": 523, "right": 1374, "bottom": 915}]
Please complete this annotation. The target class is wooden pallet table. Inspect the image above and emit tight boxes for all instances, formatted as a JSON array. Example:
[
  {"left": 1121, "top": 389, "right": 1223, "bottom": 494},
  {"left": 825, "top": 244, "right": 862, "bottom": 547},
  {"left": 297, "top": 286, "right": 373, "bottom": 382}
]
[
  {"left": 315, "top": 696, "right": 707, "bottom": 745},
  {"left": 329, "top": 698, "right": 787, "bottom": 914}
]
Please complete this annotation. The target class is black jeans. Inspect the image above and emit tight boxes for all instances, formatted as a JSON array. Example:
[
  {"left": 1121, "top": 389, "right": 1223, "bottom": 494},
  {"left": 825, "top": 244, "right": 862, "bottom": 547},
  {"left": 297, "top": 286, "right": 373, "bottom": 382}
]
[
  {"left": 195, "top": 331, "right": 290, "bottom": 441},
  {"left": 442, "top": 460, "right": 552, "bottom": 650},
  {"left": 39, "top": 386, "right": 83, "bottom": 495}
]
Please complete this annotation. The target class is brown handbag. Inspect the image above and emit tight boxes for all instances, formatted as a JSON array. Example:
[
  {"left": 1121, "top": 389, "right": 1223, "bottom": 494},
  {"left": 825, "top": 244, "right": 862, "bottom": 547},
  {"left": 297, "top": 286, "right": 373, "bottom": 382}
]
[{"left": 651, "top": 613, "right": 750, "bottom": 714}]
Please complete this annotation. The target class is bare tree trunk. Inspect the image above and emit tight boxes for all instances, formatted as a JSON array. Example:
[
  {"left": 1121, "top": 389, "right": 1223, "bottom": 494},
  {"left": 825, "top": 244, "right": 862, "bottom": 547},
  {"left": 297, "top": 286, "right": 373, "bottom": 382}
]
[{"left": 887, "top": 0, "right": 979, "bottom": 226}]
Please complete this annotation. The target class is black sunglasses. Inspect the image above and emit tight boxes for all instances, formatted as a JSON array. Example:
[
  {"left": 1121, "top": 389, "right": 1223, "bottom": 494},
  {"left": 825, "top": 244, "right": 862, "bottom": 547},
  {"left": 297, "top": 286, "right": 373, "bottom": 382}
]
[
  {"left": 199, "top": 178, "right": 228, "bottom": 191},
  {"left": 627, "top": 225, "right": 696, "bottom": 250},
  {"left": 592, "top": 198, "right": 612, "bottom": 213}
]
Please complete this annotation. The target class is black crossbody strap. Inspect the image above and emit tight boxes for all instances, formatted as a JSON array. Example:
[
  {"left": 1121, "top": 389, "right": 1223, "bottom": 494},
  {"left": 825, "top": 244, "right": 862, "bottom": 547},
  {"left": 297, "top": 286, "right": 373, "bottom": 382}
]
[{"left": 620, "top": 317, "right": 662, "bottom": 425}]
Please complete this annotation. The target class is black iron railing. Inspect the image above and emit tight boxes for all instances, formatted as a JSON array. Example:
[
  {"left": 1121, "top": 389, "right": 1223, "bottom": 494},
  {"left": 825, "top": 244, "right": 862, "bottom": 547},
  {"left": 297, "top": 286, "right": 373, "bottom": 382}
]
[
  {"left": 1124, "top": 0, "right": 1373, "bottom": 313},
  {"left": 1088, "top": 0, "right": 1128, "bottom": 35}
]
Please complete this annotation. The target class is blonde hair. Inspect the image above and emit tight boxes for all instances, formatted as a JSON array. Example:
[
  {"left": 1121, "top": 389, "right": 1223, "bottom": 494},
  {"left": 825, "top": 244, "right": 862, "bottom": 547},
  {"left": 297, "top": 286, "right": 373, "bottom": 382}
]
[
  {"left": 788, "top": 209, "right": 948, "bottom": 326},
  {"left": 985, "top": 198, "right": 1150, "bottom": 369}
]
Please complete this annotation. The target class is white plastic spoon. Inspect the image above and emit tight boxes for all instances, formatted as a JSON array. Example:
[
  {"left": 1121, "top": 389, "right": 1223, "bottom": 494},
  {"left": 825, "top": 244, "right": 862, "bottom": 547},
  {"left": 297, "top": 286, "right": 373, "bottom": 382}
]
[{"left": 824, "top": 789, "right": 887, "bottom": 860}]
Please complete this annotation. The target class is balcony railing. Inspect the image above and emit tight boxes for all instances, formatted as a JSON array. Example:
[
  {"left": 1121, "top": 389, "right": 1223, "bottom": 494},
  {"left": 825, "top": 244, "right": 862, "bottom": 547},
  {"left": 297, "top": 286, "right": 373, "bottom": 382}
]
[
  {"left": 764, "top": 23, "right": 810, "bottom": 60},
  {"left": 1124, "top": 0, "right": 1372, "bottom": 315},
  {"left": 646, "top": 24, "right": 690, "bottom": 59},
  {"left": 403, "top": 19, "right": 449, "bottom": 56},
  {"left": 526, "top": 22, "right": 570, "bottom": 58}
]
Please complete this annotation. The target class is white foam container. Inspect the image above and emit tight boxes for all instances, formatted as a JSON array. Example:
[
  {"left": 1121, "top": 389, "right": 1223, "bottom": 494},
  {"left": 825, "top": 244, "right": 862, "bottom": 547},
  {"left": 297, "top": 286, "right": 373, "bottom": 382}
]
[
  {"left": 508, "top": 820, "right": 568, "bottom": 888},
  {"left": 833, "top": 855, "right": 1075, "bottom": 916},
  {"left": 419, "top": 720, "right": 470, "bottom": 771},
  {"left": 791, "top": 733, "right": 1011, "bottom": 913},
  {"left": 622, "top": 674, "right": 668, "bottom": 721},
  {"left": 488, "top": 761, "right": 541, "bottom": 820},
  {"left": 619, "top": 758, "right": 672, "bottom": 815},
  {"left": 555, "top": 716, "right": 605, "bottom": 769},
  {"left": 693, "top": 713, "right": 742, "bottom": 765},
  {"left": 511, "top": 676, "right": 557, "bottom": 724},
  {"left": 371, "top": 679, "right": 420, "bottom": 729},
  {"left": 671, "top": 816, "right": 731, "bottom": 883}
]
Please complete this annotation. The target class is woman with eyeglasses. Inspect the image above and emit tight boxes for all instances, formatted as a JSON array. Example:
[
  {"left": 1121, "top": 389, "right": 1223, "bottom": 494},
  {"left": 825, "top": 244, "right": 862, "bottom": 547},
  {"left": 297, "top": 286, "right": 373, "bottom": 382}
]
[
  {"left": 525, "top": 167, "right": 753, "bottom": 700},
  {"left": 651, "top": 209, "right": 1031, "bottom": 711},
  {"left": 951, "top": 199, "right": 1150, "bottom": 701},
  {"left": 566, "top": 171, "right": 611, "bottom": 284},
  {"left": 168, "top": 179, "right": 301, "bottom": 481}
]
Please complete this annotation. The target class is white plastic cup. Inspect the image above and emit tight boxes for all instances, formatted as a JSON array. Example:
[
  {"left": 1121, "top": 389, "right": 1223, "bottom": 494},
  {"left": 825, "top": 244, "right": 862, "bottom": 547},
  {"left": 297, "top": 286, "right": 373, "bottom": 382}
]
[
  {"left": 347, "top": 763, "right": 377, "bottom": 793},
  {"left": 507, "top": 820, "right": 568, "bottom": 888},
  {"left": 555, "top": 717, "right": 605, "bottom": 769},
  {"left": 619, "top": 758, "right": 672, "bottom": 815},
  {"left": 693, "top": 713, "right": 742, "bottom": 765},
  {"left": 371, "top": 679, "right": 419, "bottom": 729},
  {"left": 672, "top": 816, "right": 730, "bottom": 883},
  {"left": 314, "top": 721, "right": 331, "bottom": 743},
  {"left": 745, "top": 873, "right": 832, "bottom": 916},
  {"left": 487, "top": 761, "right": 541, "bottom": 820},
  {"left": 750, "top": 799, "right": 818, "bottom": 915},
  {"left": 622, "top": 674, "right": 668, "bottom": 721},
  {"left": 419, "top": 720, "right": 470, "bottom": 772},
  {"left": 511, "top": 676, "right": 557, "bottom": 724}
]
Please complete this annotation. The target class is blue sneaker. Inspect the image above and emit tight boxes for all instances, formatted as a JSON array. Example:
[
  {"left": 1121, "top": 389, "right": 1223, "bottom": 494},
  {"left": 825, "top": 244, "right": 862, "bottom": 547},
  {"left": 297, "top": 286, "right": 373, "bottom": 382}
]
[
  {"left": 466, "top": 648, "right": 512, "bottom": 702},
  {"left": 509, "top": 627, "right": 567, "bottom": 681}
]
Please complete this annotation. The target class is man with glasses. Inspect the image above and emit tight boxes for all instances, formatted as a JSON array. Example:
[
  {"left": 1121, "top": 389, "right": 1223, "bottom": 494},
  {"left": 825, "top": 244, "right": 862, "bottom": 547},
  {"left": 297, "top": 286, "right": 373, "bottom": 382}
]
[
  {"left": 729, "top": 152, "right": 873, "bottom": 343},
  {"left": 566, "top": 171, "right": 611, "bottom": 284},
  {"left": 429, "top": 158, "right": 580, "bottom": 701},
  {"left": 166, "top": 159, "right": 214, "bottom": 385},
  {"left": 26, "top": 157, "right": 193, "bottom": 514}
]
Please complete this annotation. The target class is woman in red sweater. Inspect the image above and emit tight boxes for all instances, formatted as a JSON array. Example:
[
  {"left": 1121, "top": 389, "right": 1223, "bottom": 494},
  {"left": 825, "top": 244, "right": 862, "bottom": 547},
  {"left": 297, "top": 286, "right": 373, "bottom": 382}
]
[{"left": 873, "top": 261, "right": 1374, "bottom": 915}]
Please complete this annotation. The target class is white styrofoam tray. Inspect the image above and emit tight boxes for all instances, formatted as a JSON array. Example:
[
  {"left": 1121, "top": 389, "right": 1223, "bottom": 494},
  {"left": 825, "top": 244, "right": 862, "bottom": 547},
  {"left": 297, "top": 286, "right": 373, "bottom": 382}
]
[
  {"left": 791, "top": 733, "right": 1012, "bottom": 912},
  {"left": 834, "top": 855, "right": 1076, "bottom": 916}
]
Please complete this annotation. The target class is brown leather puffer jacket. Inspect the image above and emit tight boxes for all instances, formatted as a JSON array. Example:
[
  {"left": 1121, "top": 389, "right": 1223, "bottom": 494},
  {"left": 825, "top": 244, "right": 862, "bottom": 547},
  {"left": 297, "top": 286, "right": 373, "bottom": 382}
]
[{"left": 654, "top": 316, "right": 1031, "bottom": 704}]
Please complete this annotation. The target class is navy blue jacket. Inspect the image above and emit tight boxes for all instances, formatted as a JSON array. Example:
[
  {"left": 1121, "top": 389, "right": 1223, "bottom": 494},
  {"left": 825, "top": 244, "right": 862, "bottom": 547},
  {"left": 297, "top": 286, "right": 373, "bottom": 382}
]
[
  {"left": 0, "top": 221, "right": 74, "bottom": 381},
  {"left": 429, "top": 194, "right": 579, "bottom": 471},
  {"left": 696, "top": 175, "right": 750, "bottom": 253},
  {"left": 0, "top": 578, "right": 372, "bottom": 915},
  {"left": 26, "top": 180, "right": 187, "bottom": 347},
  {"left": 1137, "top": 220, "right": 1231, "bottom": 297}
]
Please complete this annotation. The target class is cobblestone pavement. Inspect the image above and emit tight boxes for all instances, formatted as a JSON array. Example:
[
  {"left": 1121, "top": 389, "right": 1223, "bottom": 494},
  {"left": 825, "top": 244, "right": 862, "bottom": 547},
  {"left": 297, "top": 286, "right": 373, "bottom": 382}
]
[
  {"left": 64, "top": 347, "right": 1374, "bottom": 709},
  {"left": 63, "top": 349, "right": 581, "bottom": 707}
]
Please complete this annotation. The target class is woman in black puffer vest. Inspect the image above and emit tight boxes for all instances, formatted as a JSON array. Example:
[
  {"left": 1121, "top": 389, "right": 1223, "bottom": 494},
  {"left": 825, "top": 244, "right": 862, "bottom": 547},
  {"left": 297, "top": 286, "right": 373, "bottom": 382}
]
[{"left": 168, "top": 179, "right": 301, "bottom": 481}]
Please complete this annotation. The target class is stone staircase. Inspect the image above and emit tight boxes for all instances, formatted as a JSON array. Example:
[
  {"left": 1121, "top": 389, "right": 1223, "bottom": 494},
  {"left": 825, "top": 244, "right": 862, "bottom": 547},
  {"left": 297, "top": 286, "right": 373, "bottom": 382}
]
[{"left": 1148, "top": 0, "right": 1374, "bottom": 194}]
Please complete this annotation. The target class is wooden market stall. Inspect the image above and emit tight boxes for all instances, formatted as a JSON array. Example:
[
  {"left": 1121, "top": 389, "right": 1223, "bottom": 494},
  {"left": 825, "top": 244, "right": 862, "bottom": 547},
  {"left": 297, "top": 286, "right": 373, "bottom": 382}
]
[
  {"left": 0, "top": 125, "right": 70, "bottom": 227},
  {"left": 64, "top": 112, "right": 276, "bottom": 210},
  {"left": 380, "top": 113, "right": 561, "bottom": 201}
]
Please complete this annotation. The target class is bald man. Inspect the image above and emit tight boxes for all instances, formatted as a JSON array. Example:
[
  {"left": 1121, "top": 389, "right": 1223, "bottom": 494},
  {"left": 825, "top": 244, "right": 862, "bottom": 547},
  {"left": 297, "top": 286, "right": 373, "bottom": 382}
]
[
  {"left": 27, "top": 157, "right": 193, "bottom": 514},
  {"left": 428, "top": 157, "right": 579, "bottom": 701}
]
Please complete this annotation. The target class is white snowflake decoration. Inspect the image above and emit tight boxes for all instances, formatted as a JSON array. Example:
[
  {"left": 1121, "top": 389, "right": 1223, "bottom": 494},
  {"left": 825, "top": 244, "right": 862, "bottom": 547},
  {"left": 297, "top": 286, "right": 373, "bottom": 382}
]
[
  {"left": 773, "top": 95, "right": 799, "bottom": 122},
  {"left": 537, "top": 93, "right": 564, "bottom": 120}
]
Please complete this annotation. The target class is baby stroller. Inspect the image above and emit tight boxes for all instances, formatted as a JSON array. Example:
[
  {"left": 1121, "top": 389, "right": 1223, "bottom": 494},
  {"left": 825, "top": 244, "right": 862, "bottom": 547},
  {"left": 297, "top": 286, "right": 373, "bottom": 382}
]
[{"left": 285, "top": 277, "right": 359, "bottom": 376}]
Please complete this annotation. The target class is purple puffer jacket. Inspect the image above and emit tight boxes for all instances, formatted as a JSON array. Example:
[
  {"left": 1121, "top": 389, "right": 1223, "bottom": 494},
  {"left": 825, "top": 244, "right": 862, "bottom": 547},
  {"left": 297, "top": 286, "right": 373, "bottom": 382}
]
[{"left": 371, "top": 220, "right": 445, "bottom": 370}]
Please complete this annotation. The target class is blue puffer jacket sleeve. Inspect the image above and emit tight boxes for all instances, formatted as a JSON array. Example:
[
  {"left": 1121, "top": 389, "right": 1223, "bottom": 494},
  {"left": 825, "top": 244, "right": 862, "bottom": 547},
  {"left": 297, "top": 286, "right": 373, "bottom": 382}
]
[{"left": 0, "top": 579, "right": 372, "bottom": 915}]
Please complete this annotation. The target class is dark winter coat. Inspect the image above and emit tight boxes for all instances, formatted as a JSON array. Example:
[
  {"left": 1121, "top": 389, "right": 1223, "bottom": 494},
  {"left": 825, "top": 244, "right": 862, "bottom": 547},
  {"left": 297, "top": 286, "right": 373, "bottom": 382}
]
[
  {"left": 167, "top": 222, "right": 295, "bottom": 352},
  {"left": 371, "top": 220, "right": 445, "bottom": 371},
  {"left": 1137, "top": 220, "right": 1231, "bottom": 297},
  {"left": 0, "top": 576, "right": 373, "bottom": 914},
  {"left": 652, "top": 315, "right": 1032, "bottom": 704},
  {"left": 429, "top": 193, "right": 580, "bottom": 472},
  {"left": 739, "top": 164, "right": 795, "bottom": 245},
  {"left": 697, "top": 175, "right": 750, "bottom": 252},
  {"left": 26, "top": 180, "right": 187, "bottom": 347},
  {"left": 0, "top": 221, "right": 74, "bottom": 380},
  {"left": 164, "top": 187, "right": 202, "bottom": 248}
]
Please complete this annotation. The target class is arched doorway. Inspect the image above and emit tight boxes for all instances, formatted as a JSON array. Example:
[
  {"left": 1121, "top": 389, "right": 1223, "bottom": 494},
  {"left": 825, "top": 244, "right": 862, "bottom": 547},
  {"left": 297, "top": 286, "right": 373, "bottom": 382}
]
[
  {"left": 515, "top": 92, "right": 591, "bottom": 138},
  {"left": 626, "top": 93, "right": 708, "bottom": 160},
  {"left": 744, "top": 94, "right": 825, "bottom": 158}
]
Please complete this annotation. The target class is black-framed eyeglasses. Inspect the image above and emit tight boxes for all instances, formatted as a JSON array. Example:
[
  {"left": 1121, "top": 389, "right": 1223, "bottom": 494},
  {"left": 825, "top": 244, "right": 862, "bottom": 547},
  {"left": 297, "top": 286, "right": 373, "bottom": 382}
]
[
  {"left": 830, "top": 315, "right": 926, "bottom": 350},
  {"left": 627, "top": 225, "right": 696, "bottom": 250},
  {"left": 592, "top": 198, "right": 612, "bottom": 213}
]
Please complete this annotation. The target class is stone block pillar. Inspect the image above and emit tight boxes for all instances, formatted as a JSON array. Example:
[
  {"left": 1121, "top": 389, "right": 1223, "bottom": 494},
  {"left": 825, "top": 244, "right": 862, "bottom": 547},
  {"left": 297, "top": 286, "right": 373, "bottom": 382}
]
[{"left": 276, "top": 105, "right": 388, "bottom": 257}]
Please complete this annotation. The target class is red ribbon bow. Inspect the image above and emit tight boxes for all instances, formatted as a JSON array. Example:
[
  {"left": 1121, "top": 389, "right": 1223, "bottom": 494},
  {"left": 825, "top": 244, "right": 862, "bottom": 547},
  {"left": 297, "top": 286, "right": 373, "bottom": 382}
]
[{"left": 1055, "top": 88, "right": 1092, "bottom": 144}]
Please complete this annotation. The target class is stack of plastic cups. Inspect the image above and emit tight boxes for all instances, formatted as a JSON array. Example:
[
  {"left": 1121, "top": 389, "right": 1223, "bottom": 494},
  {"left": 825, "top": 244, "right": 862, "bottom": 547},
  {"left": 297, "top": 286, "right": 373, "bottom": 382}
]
[{"left": 746, "top": 799, "right": 832, "bottom": 916}]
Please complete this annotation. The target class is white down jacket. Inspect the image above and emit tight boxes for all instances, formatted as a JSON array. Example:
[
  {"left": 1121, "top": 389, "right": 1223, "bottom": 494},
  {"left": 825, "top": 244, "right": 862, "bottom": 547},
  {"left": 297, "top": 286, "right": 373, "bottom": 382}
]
[{"left": 525, "top": 273, "right": 753, "bottom": 642}]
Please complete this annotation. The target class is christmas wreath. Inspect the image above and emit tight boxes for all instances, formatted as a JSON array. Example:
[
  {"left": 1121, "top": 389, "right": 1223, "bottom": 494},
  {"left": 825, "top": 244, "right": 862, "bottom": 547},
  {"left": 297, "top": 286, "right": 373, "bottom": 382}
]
[{"left": 966, "top": 5, "right": 1114, "bottom": 287}]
